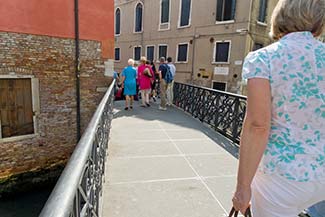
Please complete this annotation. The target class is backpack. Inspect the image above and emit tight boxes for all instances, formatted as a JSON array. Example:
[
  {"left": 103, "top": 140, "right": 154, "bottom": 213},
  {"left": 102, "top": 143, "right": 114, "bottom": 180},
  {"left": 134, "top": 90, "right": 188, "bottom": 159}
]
[{"left": 164, "top": 64, "right": 173, "bottom": 84}]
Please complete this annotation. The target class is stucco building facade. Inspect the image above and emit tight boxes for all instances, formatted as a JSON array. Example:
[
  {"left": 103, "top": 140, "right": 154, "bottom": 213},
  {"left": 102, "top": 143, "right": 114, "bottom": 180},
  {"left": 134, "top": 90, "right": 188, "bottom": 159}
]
[
  {"left": 0, "top": 0, "right": 114, "bottom": 193},
  {"left": 114, "top": 0, "right": 278, "bottom": 93}
]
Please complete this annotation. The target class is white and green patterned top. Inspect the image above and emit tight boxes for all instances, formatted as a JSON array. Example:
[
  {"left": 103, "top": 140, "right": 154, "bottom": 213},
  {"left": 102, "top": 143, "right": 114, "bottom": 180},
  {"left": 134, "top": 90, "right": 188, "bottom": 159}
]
[{"left": 243, "top": 31, "right": 325, "bottom": 182}]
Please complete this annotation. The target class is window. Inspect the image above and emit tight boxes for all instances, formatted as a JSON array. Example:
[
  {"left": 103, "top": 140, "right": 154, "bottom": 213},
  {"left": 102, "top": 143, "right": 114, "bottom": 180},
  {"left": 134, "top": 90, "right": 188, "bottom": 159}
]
[
  {"left": 253, "top": 43, "right": 264, "bottom": 51},
  {"left": 177, "top": 43, "right": 188, "bottom": 62},
  {"left": 115, "top": 48, "right": 120, "bottom": 61},
  {"left": 179, "top": 0, "right": 191, "bottom": 27},
  {"left": 135, "top": 3, "right": 143, "bottom": 32},
  {"left": 160, "top": 0, "right": 170, "bottom": 24},
  {"left": 216, "top": 0, "right": 236, "bottom": 22},
  {"left": 212, "top": 81, "right": 227, "bottom": 91},
  {"left": 115, "top": 8, "right": 121, "bottom": 35},
  {"left": 214, "top": 41, "right": 230, "bottom": 63},
  {"left": 258, "top": 0, "right": 268, "bottom": 23},
  {"left": 134, "top": 46, "right": 141, "bottom": 61},
  {"left": 0, "top": 78, "right": 39, "bottom": 139},
  {"left": 146, "top": 46, "right": 155, "bottom": 62},
  {"left": 158, "top": 45, "right": 168, "bottom": 59}
]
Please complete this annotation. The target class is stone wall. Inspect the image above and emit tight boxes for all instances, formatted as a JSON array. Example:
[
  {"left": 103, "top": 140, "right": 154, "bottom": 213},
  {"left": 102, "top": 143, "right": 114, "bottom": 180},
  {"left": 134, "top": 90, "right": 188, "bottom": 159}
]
[{"left": 0, "top": 32, "right": 113, "bottom": 192}]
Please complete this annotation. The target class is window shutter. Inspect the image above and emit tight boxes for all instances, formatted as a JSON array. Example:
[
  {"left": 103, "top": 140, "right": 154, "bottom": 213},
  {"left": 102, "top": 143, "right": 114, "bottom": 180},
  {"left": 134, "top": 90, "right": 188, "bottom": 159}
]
[
  {"left": 177, "top": 44, "right": 188, "bottom": 62},
  {"left": 216, "top": 0, "right": 223, "bottom": 21},
  {"left": 159, "top": 46, "right": 167, "bottom": 58},
  {"left": 161, "top": 0, "right": 170, "bottom": 23},
  {"left": 135, "top": 4, "right": 143, "bottom": 32},
  {"left": 215, "top": 42, "right": 230, "bottom": 62},
  {"left": 0, "top": 79, "right": 34, "bottom": 138},
  {"left": 180, "top": 0, "right": 191, "bottom": 26},
  {"left": 258, "top": 0, "right": 267, "bottom": 23},
  {"left": 115, "top": 9, "right": 121, "bottom": 34},
  {"left": 231, "top": 0, "right": 236, "bottom": 20},
  {"left": 147, "top": 46, "right": 154, "bottom": 61}
]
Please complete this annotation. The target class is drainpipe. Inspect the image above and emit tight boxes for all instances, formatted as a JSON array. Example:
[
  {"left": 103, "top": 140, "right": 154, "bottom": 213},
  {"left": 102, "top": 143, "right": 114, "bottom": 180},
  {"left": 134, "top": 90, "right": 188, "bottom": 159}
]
[
  {"left": 74, "top": 0, "right": 81, "bottom": 141},
  {"left": 190, "top": 36, "right": 196, "bottom": 84}
]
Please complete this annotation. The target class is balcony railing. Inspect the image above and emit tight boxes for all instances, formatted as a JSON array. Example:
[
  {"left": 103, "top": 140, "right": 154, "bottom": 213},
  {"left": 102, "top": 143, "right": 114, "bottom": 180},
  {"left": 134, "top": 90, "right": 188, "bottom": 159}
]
[
  {"left": 173, "top": 82, "right": 247, "bottom": 145},
  {"left": 39, "top": 80, "right": 115, "bottom": 217}
]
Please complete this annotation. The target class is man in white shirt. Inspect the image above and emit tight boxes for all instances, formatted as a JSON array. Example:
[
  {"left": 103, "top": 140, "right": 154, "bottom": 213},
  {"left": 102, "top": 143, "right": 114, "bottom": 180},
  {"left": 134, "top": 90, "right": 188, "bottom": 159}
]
[{"left": 166, "top": 57, "right": 176, "bottom": 106}]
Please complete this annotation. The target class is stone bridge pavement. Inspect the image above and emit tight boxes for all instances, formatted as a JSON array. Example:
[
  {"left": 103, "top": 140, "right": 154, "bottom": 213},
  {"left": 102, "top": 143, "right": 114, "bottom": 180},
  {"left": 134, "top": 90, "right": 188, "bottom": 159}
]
[{"left": 102, "top": 101, "right": 241, "bottom": 217}]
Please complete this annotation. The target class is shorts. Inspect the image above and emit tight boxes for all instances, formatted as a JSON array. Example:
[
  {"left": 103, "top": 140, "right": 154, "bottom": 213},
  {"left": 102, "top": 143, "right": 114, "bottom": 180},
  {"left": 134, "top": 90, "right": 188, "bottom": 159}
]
[{"left": 251, "top": 171, "right": 325, "bottom": 217}]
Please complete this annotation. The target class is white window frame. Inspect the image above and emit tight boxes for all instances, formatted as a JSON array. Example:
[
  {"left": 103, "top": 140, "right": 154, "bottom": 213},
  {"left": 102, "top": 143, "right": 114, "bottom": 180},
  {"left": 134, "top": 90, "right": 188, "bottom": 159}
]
[
  {"left": 177, "top": 0, "right": 192, "bottom": 29},
  {"left": 0, "top": 75, "right": 40, "bottom": 142},
  {"left": 159, "top": 0, "right": 171, "bottom": 31},
  {"left": 215, "top": 0, "right": 236, "bottom": 24},
  {"left": 211, "top": 80, "right": 227, "bottom": 92},
  {"left": 145, "top": 45, "right": 156, "bottom": 62},
  {"left": 133, "top": 45, "right": 142, "bottom": 61},
  {"left": 115, "top": 7, "right": 121, "bottom": 36},
  {"left": 134, "top": 2, "right": 144, "bottom": 34},
  {"left": 256, "top": 21, "right": 268, "bottom": 27},
  {"left": 212, "top": 40, "right": 231, "bottom": 64},
  {"left": 215, "top": 20, "right": 235, "bottom": 25},
  {"left": 114, "top": 47, "right": 121, "bottom": 62},
  {"left": 176, "top": 42, "right": 189, "bottom": 63},
  {"left": 157, "top": 44, "right": 169, "bottom": 62}
]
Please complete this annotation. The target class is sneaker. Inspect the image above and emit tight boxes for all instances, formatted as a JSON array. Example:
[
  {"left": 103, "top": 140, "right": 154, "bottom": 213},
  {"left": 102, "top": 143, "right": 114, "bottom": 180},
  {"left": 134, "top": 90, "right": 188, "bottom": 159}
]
[
  {"left": 298, "top": 212, "right": 311, "bottom": 217},
  {"left": 159, "top": 106, "right": 167, "bottom": 111},
  {"left": 146, "top": 103, "right": 150, "bottom": 107},
  {"left": 124, "top": 107, "right": 129, "bottom": 110},
  {"left": 153, "top": 97, "right": 156, "bottom": 102}
]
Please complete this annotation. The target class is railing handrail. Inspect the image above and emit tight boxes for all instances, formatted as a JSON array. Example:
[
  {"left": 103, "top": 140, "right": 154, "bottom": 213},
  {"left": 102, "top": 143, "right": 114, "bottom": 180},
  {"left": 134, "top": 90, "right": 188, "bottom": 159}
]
[
  {"left": 39, "top": 80, "right": 115, "bottom": 217},
  {"left": 175, "top": 82, "right": 247, "bottom": 100},
  {"left": 173, "top": 82, "right": 247, "bottom": 144}
]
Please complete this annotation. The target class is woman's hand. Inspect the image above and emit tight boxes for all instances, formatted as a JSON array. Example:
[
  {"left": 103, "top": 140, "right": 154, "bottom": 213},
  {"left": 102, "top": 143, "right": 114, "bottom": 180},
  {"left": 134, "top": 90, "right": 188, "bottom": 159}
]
[{"left": 232, "top": 185, "right": 251, "bottom": 215}]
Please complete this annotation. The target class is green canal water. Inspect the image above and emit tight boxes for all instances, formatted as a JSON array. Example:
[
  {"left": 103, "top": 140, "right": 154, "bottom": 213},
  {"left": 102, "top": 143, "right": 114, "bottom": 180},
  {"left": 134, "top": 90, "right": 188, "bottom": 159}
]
[{"left": 0, "top": 187, "right": 53, "bottom": 217}]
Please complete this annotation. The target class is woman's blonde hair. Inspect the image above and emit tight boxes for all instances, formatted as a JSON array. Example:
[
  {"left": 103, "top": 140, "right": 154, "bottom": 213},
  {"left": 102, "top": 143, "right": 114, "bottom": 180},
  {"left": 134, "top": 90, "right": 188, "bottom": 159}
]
[
  {"left": 140, "top": 56, "right": 147, "bottom": 64},
  {"left": 270, "top": 0, "right": 325, "bottom": 40},
  {"left": 128, "top": 59, "right": 134, "bottom": 66}
]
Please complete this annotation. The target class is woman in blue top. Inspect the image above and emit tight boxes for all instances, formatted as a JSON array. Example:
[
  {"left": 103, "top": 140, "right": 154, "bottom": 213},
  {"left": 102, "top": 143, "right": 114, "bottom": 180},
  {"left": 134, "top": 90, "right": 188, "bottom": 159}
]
[
  {"left": 232, "top": 0, "right": 325, "bottom": 216},
  {"left": 121, "top": 59, "right": 137, "bottom": 110}
]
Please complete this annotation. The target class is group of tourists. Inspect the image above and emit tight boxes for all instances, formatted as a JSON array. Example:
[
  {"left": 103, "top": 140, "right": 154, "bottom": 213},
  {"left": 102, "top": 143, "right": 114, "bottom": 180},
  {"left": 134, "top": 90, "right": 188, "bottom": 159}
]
[{"left": 116, "top": 56, "right": 176, "bottom": 111}]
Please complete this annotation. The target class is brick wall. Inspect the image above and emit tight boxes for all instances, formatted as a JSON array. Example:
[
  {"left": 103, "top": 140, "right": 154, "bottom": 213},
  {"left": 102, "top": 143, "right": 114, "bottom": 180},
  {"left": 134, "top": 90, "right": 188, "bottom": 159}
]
[{"left": 0, "top": 32, "right": 112, "bottom": 187}]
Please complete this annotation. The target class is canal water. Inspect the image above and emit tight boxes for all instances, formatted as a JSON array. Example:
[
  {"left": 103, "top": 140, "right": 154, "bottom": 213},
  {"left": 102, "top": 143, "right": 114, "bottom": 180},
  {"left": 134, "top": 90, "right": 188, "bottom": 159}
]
[{"left": 0, "top": 187, "right": 53, "bottom": 217}]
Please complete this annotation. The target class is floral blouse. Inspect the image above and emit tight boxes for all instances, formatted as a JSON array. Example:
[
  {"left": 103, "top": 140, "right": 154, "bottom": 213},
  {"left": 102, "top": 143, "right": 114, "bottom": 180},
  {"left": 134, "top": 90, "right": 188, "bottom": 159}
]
[{"left": 243, "top": 31, "right": 325, "bottom": 182}]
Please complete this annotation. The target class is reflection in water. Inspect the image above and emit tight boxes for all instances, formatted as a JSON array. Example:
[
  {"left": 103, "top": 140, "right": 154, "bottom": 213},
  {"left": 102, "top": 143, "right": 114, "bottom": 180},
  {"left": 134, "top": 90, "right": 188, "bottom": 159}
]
[{"left": 0, "top": 187, "right": 53, "bottom": 217}]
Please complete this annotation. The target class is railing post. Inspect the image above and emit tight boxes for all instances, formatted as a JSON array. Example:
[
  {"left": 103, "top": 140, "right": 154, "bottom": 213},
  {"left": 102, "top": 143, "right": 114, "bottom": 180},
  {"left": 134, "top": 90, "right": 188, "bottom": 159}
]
[{"left": 232, "top": 97, "right": 240, "bottom": 143}]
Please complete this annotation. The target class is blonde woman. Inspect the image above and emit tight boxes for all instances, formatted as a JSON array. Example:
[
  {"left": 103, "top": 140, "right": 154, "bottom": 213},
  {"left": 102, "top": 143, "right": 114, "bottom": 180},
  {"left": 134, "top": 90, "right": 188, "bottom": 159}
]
[
  {"left": 120, "top": 59, "right": 137, "bottom": 110},
  {"left": 232, "top": 0, "right": 325, "bottom": 216}
]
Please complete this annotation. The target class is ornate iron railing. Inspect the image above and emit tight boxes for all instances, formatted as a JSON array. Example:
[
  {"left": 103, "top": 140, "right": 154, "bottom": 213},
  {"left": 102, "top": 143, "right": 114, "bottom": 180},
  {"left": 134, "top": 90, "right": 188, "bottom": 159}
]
[
  {"left": 39, "top": 80, "right": 115, "bottom": 217},
  {"left": 173, "top": 82, "right": 246, "bottom": 144}
]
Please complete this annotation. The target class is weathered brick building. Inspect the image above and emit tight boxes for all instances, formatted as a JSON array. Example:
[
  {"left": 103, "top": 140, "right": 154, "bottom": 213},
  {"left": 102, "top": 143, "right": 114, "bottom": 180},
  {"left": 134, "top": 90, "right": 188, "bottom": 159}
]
[{"left": 0, "top": 0, "right": 114, "bottom": 193}]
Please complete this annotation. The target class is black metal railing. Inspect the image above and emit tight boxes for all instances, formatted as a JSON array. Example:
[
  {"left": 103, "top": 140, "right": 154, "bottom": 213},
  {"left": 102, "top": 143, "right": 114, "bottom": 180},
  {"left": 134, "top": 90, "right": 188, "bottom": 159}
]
[
  {"left": 173, "top": 82, "right": 246, "bottom": 144},
  {"left": 39, "top": 80, "right": 115, "bottom": 217}
]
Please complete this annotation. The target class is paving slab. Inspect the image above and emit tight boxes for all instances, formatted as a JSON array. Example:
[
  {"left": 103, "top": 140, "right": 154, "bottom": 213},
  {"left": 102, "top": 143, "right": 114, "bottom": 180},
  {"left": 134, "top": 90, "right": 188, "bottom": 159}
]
[
  {"left": 102, "top": 101, "right": 239, "bottom": 217},
  {"left": 109, "top": 140, "right": 179, "bottom": 157},
  {"left": 106, "top": 156, "right": 197, "bottom": 184},
  {"left": 102, "top": 180, "right": 227, "bottom": 217}
]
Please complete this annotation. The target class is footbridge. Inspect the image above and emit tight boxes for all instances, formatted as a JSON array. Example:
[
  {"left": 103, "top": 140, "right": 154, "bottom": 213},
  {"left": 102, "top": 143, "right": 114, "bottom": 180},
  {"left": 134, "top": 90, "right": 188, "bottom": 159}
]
[{"left": 39, "top": 81, "right": 247, "bottom": 217}]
